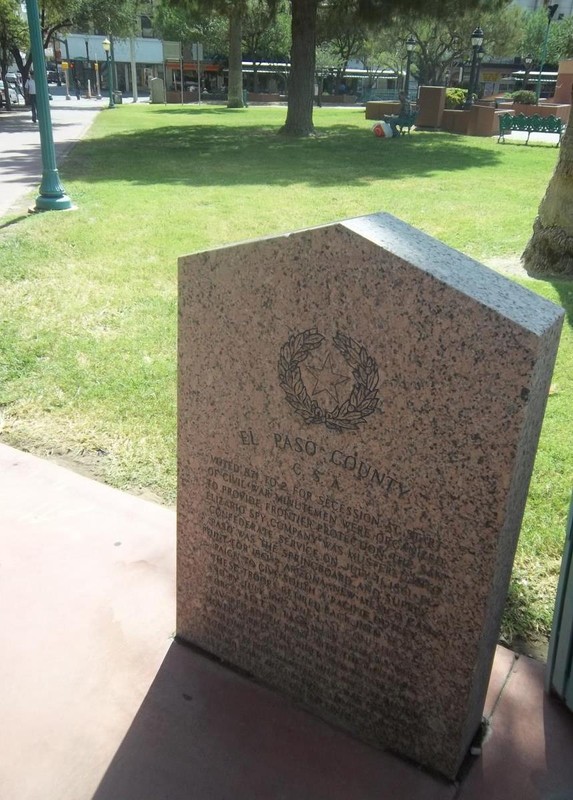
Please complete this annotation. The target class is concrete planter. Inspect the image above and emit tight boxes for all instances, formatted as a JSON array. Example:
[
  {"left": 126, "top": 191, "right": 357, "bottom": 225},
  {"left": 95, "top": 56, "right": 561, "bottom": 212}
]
[
  {"left": 441, "top": 109, "right": 470, "bottom": 134},
  {"left": 321, "top": 94, "right": 357, "bottom": 105},
  {"left": 513, "top": 103, "right": 570, "bottom": 122}
]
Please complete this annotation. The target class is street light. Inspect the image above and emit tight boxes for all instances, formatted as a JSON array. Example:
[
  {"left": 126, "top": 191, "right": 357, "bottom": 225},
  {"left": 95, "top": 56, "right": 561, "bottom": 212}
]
[
  {"left": 94, "top": 61, "right": 102, "bottom": 100},
  {"left": 24, "top": 0, "right": 72, "bottom": 210},
  {"left": 404, "top": 34, "right": 416, "bottom": 97},
  {"left": 85, "top": 39, "right": 92, "bottom": 98},
  {"left": 463, "top": 26, "right": 484, "bottom": 109},
  {"left": 54, "top": 37, "right": 71, "bottom": 100},
  {"left": 474, "top": 45, "right": 485, "bottom": 99},
  {"left": 535, "top": 4, "right": 559, "bottom": 102},
  {"left": 523, "top": 53, "right": 533, "bottom": 90},
  {"left": 102, "top": 37, "right": 115, "bottom": 109}
]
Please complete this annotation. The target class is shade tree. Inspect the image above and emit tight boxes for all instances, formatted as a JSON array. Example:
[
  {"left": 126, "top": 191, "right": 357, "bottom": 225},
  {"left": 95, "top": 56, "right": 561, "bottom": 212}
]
[{"left": 281, "top": 0, "right": 510, "bottom": 137}]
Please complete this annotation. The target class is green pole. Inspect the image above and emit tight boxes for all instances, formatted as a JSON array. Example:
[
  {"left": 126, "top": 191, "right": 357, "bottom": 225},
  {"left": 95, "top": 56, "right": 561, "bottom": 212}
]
[
  {"left": 535, "top": 4, "right": 559, "bottom": 103},
  {"left": 104, "top": 36, "right": 115, "bottom": 108},
  {"left": 24, "top": 0, "right": 73, "bottom": 211},
  {"left": 535, "top": 19, "right": 551, "bottom": 102}
]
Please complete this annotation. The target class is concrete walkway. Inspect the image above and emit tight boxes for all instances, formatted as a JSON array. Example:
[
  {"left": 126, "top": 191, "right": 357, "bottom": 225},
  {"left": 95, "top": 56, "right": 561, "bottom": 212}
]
[
  {"left": 0, "top": 93, "right": 107, "bottom": 218},
  {"left": 1, "top": 442, "right": 572, "bottom": 800}
]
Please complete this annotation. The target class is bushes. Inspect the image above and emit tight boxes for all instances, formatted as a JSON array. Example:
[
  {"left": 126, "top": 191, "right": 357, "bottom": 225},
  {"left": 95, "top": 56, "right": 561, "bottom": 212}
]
[
  {"left": 512, "top": 90, "right": 537, "bottom": 105},
  {"left": 445, "top": 88, "right": 467, "bottom": 109}
]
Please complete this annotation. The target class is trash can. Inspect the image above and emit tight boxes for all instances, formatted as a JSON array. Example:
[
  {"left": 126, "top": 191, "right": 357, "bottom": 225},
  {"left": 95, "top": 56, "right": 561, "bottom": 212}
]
[{"left": 113, "top": 91, "right": 123, "bottom": 105}]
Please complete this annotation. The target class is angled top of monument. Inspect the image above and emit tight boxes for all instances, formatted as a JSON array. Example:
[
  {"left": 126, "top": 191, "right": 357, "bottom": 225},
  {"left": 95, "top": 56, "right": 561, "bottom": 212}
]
[
  {"left": 177, "top": 213, "right": 564, "bottom": 779},
  {"left": 343, "top": 213, "right": 560, "bottom": 335}
]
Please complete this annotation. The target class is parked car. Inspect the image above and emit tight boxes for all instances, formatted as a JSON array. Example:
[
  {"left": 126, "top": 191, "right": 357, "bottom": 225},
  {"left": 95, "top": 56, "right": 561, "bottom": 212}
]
[{"left": 0, "top": 79, "right": 20, "bottom": 107}]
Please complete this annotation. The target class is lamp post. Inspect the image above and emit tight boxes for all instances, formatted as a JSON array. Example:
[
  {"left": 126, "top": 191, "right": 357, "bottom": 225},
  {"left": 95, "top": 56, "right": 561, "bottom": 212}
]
[
  {"left": 524, "top": 53, "right": 533, "bottom": 90},
  {"left": 102, "top": 37, "right": 115, "bottom": 108},
  {"left": 535, "top": 3, "right": 559, "bottom": 102},
  {"left": 463, "top": 26, "right": 484, "bottom": 109},
  {"left": 474, "top": 45, "right": 485, "bottom": 99},
  {"left": 54, "top": 37, "right": 71, "bottom": 99},
  {"left": 24, "top": 0, "right": 72, "bottom": 211},
  {"left": 94, "top": 61, "right": 102, "bottom": 99},
  {"left": 404, "top": 34, "right": 416, "bottom": 97},
  {"left": 85, "top": 39, "right": 92, "bottom": 98}
]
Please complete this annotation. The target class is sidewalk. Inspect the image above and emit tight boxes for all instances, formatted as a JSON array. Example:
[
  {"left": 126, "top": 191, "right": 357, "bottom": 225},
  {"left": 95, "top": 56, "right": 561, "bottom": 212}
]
[
  {"left": 0, "top": 93, "right": 108, "bottom": 218},
  {"left": 1, "top": 442, "right": 572, "bottom": 800}
]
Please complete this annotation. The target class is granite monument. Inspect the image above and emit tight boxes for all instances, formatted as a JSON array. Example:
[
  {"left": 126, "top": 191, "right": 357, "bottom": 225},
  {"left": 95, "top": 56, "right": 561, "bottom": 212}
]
[{"left": 177, "top": 214, "right": 564, "bottom": 778}]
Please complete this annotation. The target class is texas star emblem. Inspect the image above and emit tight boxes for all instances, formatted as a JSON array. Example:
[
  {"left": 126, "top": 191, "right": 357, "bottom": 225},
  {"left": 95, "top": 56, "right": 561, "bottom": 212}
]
[{"left": 278, "top": 329, "right": 381, "bottom": 432}]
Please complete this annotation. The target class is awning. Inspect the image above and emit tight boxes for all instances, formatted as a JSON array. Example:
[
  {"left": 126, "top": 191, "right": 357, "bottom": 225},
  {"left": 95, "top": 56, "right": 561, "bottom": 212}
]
[{"left": 166, "top": 61, "right": 221, "bottom": 72}]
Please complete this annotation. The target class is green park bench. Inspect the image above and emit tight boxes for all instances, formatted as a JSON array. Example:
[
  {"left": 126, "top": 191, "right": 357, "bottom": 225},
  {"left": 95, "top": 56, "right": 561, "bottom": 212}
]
[
  {"left": 498, "top": 113, "right": 563, "bottom": 146},
  {"left": 394, "top": 111, "right": 418, "bottom": 135}
]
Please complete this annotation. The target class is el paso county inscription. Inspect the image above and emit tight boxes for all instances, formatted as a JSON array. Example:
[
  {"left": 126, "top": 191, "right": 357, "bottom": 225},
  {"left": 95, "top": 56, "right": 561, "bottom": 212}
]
[
  {"left": 244, "top": 429, "right": 410, "bottom": 499},
  {"left": 197, "top": 435, "right": 449, "bottom": 673},
  {"left": 192, "top": 436, "right": 463, "bottom": 762}
]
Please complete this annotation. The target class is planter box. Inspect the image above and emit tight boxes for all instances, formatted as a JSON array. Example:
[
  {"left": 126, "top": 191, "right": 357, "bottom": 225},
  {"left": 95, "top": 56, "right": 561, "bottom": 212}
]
[
  {"left": 247, "top": 93, "right": 281, "bottom": 103},
  {"left": 365, "top": 101, "right": 399, "bottom": 120},
  {"left": 441, "top": 106, "right": 511, "bottom": 137},
  {"left": 321, "top": 94, "right": 357, "bottom": 105},
  {"left": 165, "top": 90, "right": 198, "bottom": 104},
  {"left": 513, "top": 103, "right": 570, "bottom": 123},
  {"left": 416, "top": 86, "right": 445, "bottom": 128},
  {"left": 441, "top": 109, "right": 470, "bottom": 134}
]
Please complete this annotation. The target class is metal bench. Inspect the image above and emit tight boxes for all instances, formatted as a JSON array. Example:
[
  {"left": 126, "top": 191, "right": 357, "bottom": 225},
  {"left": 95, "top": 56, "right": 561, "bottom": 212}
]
[
  {"left": 394, "top": 112, "right": 418, "bottom": 135},
  {"left": 498, "top": 113, "right": 563, "bottom": 146}
]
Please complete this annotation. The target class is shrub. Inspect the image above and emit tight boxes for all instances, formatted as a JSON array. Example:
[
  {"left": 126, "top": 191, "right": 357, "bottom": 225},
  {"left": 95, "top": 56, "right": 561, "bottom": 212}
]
[
  {"left": 512, "top": 90, "right": 537, "bottom": 105},
  {"left": 445, "top": 87, "right": 467, "bottom": 109}
]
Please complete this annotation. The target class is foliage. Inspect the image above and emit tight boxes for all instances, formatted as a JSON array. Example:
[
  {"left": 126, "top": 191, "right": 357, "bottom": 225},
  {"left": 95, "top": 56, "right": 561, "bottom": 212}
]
[
  {"left": 317, "top": 1, "right": 368, "bottom": 80},
  {"left": 164, "top": 0, "right": 284, "bottom": 108},
  {"left": 445, "top": 87, "right": 466, "bottom": 108},
  {"left": 518, "top": 9, "right": 573, "bottom": 65},
  {"left": 360, "top": 2, "right": 522, "bottom": 89},
  {"left": 0, "top": 0, "right": 28, "bottom": 107},
  {"left": 242, "top": 0, "right": 290, "bottom": 65},
  {"left": 11, "top": 0, "right": 140, "bottom": 83},
  {"left": 512, "top": 89, "right": 537, "bottom": 105},
  {"left": 153, "top": 2, "right": 228, "bottom": 54},
  {"left": 283, "top": 0, "right": 514, "bottom": 136}
]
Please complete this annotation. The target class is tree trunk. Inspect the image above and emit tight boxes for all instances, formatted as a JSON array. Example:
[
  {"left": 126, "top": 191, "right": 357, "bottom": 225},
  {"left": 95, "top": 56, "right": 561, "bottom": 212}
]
[
  {"left": 279, "top": 0, "right": 318, "bottom": 136},
  {"left": 1, "top": 64, "right": 11, "bottom": 110},
  {"left": 227, "top": 7, "right": 244, "bottom": 109},
  {"left": 522, "top": 94, "right": 573, "bottom": 277}
]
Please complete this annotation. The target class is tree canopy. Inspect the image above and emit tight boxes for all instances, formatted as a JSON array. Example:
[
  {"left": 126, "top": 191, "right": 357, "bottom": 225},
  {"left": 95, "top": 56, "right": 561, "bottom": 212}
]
[
  {"left": 518, "top": 8, "right": 573, "bottom": 66},
  {"left": 12, "top": 0, "right": 140, "bottom": 84},
  {"left": 357, "top": 3, "right": 522, "bottom": 89},
  {"left": 281, "top": 0, "right": 511, "bottom": 136},
  {"left": 0, "top": 0, "right": 27, "bottom": 107}
]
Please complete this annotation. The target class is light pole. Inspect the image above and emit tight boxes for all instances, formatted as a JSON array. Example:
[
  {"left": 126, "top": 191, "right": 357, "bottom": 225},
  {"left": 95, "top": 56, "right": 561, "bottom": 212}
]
[
  {"left": 463, "top": 26, "right": 484, "bottom": 109},
  {"left": 94, "top": 61, "right": 102, "bottom": 100},
  {"left": 24, "top": 0, "right": 72, "bottom": 211},
  {"left": 85, "top": 39, "right": 92, "bottom": 98},
  {"left": 474, "top": 45, "right": 485, "bottom": 99},
  {"left": 54, "top": 37, "right": 71, "bottom": 99},
  {"left": 102, "top": 37, "right": 115, "bottom": 109},
  {"left": 404, "top": 34, "right": 416, "bottom": 97},
  {"left": 535, "top": 3, "right": 559, "bottom": 102},
  {"left": 524, "top": 53, "right": 533, "bottom": 90}
]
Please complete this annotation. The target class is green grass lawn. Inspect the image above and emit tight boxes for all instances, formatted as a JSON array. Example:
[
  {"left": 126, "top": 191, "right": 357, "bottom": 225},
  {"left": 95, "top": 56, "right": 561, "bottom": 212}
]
[{"left": 1, "top": 104, "right": 571, "bottom": 646}]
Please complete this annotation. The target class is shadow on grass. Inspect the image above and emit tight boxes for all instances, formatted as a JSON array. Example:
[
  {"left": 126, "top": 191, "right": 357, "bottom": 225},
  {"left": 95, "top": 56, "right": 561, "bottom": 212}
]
[
  {"left": 59, "top": 120, "right": 504, "bottom": 189},
  {"left": 0, "top": 214, "right": 28, "bottom": 231}
]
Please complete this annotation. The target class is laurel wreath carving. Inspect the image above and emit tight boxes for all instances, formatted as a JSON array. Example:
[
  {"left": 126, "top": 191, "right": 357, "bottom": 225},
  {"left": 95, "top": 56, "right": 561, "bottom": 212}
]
[{"left": 277, "top": 329, "right": 380, "bottom": 432}]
